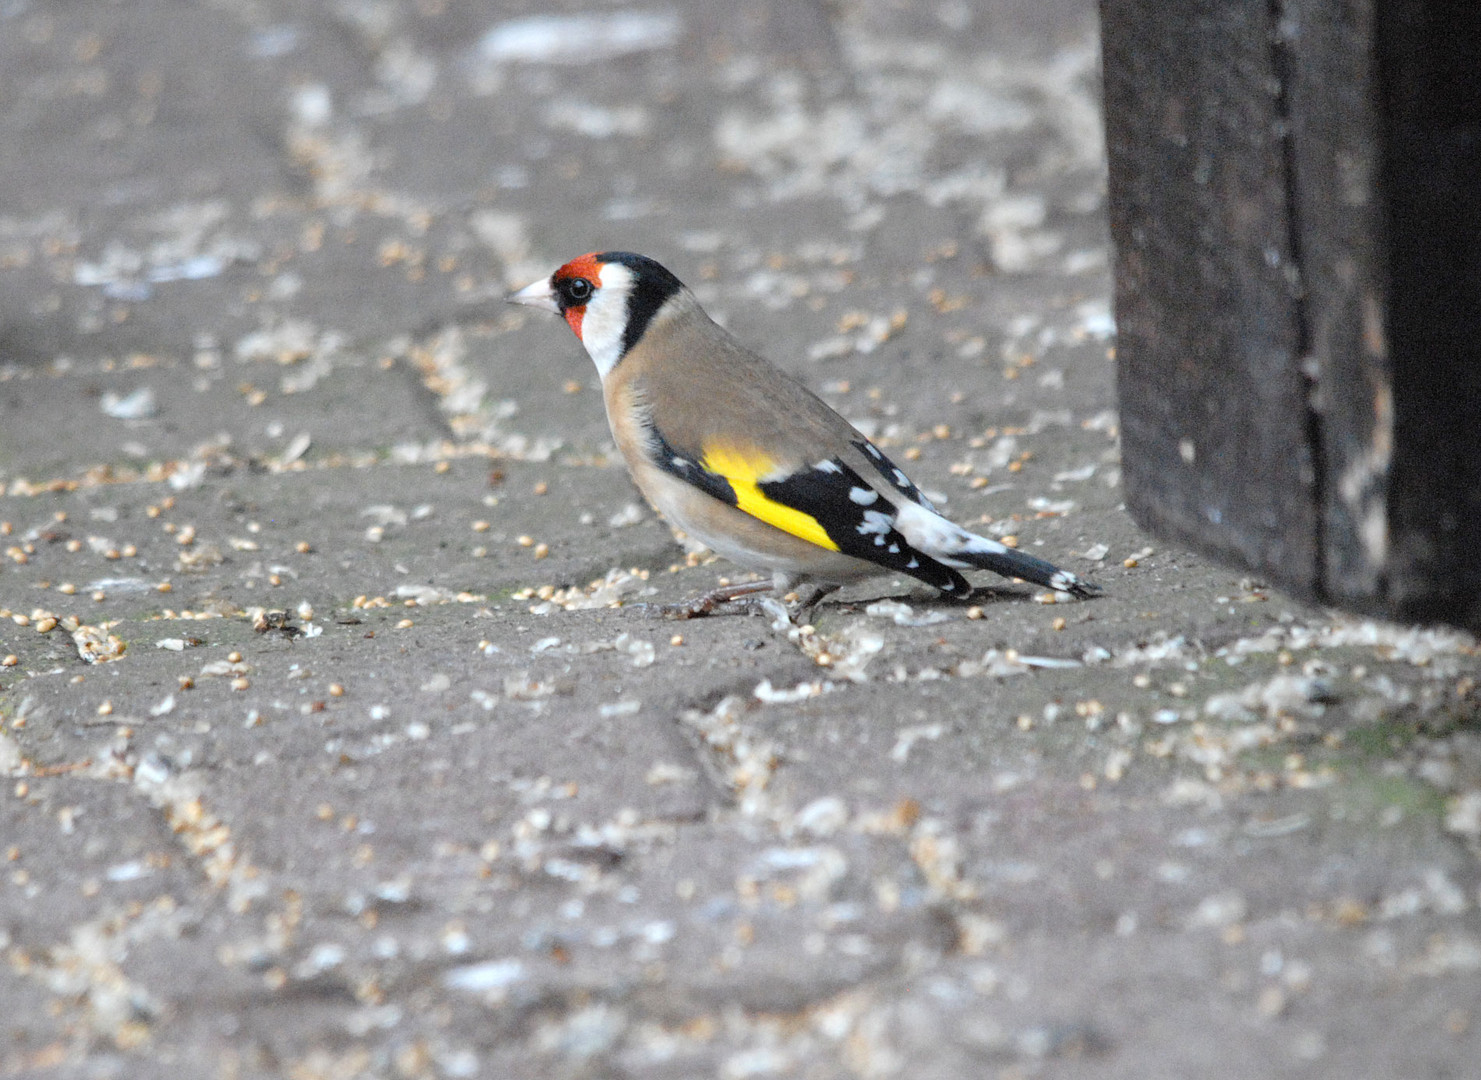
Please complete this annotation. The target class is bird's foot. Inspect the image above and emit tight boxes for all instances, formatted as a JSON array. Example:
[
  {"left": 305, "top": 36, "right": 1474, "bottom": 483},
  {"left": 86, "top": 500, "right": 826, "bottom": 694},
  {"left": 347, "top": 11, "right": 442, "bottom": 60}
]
[
  {"left": 640, "top": 580, "right": 777, "bottom": 620},
  {"left": 790, "top": 583, "right": 841, "bottom": 621}
]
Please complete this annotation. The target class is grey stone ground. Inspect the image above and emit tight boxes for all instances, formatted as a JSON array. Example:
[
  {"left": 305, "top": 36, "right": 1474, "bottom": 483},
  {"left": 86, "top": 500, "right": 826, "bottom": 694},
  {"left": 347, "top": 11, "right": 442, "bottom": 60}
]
[{"left": 2, "top": 1, "right": 1480, "bottom": 1077}]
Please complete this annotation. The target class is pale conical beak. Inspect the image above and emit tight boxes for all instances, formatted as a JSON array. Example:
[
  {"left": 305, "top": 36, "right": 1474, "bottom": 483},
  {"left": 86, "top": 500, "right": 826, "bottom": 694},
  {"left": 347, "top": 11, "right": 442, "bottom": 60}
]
[{"left": 506, "top": 277, "right": 559, "bottom": 313}]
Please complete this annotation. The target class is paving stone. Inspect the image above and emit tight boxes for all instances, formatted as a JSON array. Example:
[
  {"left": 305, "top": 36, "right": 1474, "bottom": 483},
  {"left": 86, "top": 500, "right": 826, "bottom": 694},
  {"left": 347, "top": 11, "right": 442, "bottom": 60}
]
[{"left": 3, "top": 0, "right": 1480, "bottom": 1076}]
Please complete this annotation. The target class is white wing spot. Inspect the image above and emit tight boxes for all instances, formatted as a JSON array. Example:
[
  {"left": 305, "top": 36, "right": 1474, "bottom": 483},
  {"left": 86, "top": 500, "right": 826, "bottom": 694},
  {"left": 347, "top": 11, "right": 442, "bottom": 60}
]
[
  {"left": 815, "top": 459, "right": 842, "bottom": 474},
  {"left": 849, "top": 486, "right": 879, "bottom": 506},
  {"left": 857, "top": 509, "right": 893, "bottom": 537},
  {"left": 888, "top": 543, "right": 900, "bottom": 553},
  {"left": 906, "top": 557, "right": 919, "bottom": 569},
  {"left": 892, "top": 468, "right": 911, "bottom": 488},
  {"left": 865, "top": 443, "right": 883, "bottom": 459}
]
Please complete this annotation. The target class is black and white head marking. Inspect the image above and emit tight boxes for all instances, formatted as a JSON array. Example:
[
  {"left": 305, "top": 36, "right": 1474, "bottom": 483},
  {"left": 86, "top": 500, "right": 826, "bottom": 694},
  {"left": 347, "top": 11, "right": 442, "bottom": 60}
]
[{"left": 595, "top": 251, "right": 684, "bottom": 363}]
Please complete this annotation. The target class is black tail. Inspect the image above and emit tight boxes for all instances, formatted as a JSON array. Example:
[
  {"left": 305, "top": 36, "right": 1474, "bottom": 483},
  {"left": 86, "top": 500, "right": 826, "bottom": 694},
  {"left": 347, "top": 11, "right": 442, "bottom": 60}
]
[{"left": 956, "top": 542, "right": 1101, "bottom": 598}]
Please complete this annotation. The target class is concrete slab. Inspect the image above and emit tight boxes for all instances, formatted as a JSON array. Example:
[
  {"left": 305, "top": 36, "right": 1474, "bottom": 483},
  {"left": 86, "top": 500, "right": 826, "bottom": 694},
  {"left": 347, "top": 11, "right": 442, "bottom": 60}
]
[{"left": 3, "top": 0, "right": 1480, "bottom": 1076}]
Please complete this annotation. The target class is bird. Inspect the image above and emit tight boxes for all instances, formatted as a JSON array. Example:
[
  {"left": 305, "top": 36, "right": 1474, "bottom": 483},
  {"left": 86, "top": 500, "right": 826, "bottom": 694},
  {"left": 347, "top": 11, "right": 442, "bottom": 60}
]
[{"left": 508, "top": 251, "right": 1099, "bottom": 616}]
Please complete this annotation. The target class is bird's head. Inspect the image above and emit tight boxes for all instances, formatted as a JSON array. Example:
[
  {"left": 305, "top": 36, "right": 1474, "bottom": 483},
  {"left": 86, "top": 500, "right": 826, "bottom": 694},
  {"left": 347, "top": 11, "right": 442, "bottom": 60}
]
[{"left": 508, "top": 251, "right": 684, "bottom": 377}]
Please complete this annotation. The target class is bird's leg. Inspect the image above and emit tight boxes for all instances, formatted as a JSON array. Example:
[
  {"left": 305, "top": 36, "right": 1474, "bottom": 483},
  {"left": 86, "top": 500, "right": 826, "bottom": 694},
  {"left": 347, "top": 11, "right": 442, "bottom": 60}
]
[
  {"left": 792, "top": 583, "right": 841, "bottom": 622},
  {"left": 648, "top": 579, "right": 776, "bottom": 619}
]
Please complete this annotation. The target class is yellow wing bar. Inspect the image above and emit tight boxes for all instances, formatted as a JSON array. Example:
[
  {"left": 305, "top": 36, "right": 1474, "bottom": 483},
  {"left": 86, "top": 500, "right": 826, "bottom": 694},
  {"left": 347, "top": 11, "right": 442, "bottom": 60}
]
[{"left": 700, "top": 443, "right": 841, "bottom": 552}]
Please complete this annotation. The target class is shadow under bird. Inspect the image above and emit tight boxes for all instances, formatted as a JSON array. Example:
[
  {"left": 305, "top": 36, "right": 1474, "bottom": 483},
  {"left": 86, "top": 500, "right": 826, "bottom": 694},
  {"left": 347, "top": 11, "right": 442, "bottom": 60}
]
[{"left": 509, "top": 251, "right": 1099, "bottom": 616}]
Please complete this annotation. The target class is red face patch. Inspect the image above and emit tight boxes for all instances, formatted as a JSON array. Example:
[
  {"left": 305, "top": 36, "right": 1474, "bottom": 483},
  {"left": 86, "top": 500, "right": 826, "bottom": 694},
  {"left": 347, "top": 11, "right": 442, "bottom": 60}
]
[{"left": 553, "top": 253, "right": 604, "bottom": 339}]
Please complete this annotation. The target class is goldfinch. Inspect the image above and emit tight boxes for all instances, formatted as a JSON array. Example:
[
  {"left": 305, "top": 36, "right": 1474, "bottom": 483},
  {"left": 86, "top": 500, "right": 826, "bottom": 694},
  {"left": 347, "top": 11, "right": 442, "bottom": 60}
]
[{"left": 509, "top": 252, "right": 1098, "bottom": 614}]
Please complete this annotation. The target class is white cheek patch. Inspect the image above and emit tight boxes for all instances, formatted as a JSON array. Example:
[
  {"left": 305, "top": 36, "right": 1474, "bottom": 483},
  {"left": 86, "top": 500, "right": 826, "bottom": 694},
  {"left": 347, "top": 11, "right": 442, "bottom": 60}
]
[{"left": 579, "top": 262, "right": 634, "bottom": 378}]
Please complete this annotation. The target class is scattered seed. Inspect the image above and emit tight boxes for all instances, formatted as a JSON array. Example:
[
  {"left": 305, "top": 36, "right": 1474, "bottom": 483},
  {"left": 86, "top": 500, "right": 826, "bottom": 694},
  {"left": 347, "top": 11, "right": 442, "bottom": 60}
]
[
  {"left": 328, "top": 683, "right": 345, "bottom": 697},
  {"left": 434, "top": 460, "right": 450, "bottom": 474},
  {"left": 396, "top": 618, "right": 414, "bottom": 629},
  {"left": 1123, "top": 557, "right": 1139, "bottom": 568},
  {"left": 1257, "top": 986, "right": 1286, "bottom": 1019},
  {"left": 295, "top": 541, "right": 312, "bottom": 554},
  {"left": 178, "top": 676, "right": 194, "bottom": 689},
  {"left": 11, "top": 614, "right": 29, "bottom": 627},
  {"left": 35, "top": 617, "right": 57, "bottom": 634},
  {"left": 533, "top": 543, "right": 549, "bottom": 559},
  {"left": 670, "top": 634, "right": 684, "bottom": 646},
  {"left": 472, "top": 521, "right": 490, "bottom": 532},
  {"left": 1001, "top": 535, "right": 1019, "bottom": 549},
  {"left": 230, "top": 677, "right": 250, "bottom": 691},
  {"left": 66, "top": 539, "right": 83, "bottom": 553},
  {"left": 58, "top": 583, "right": 77, "bottom": 595},
  {"left": 97, "top": 701, "right": 113, "bottom": 716},
  {"left": 122, "top": 544, "right": 137, "bottom": 557},
  {"left": 157, "top": 582, "right": 172, "bottom": 593},
  {"left": 1052, "top": 616, "right": 1067, "bottom": 631},
  {"left": 1, "top": 656, "right": 17, "bottom": 667},
  {"left": 966, "top": 606, "right": 984, "bottom": 620},
  {"left": 533, "top": 481, "right": 548, "bottom": 496}
]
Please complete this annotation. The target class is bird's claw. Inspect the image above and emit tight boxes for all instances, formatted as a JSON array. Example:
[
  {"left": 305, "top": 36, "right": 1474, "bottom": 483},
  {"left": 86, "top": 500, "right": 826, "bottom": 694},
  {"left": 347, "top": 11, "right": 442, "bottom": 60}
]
[{"left": 634, "top": 582, "right": 778, "bottom": 619}]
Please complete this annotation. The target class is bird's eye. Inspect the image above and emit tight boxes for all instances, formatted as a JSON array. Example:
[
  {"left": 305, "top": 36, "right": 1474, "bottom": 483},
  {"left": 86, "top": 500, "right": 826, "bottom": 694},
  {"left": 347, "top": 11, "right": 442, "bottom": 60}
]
[{"left": 564, "top": 277, "right": 593, "bottom": 304}]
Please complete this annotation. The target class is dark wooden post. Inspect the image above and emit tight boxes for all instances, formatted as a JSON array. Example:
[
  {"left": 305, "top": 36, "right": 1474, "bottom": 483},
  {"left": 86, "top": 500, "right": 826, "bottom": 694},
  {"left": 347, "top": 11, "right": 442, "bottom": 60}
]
[{"left": 1101, "top": 0, "right": 1481, "bottom": 631}]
